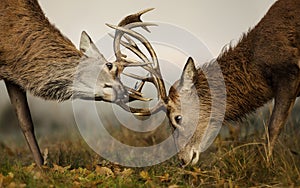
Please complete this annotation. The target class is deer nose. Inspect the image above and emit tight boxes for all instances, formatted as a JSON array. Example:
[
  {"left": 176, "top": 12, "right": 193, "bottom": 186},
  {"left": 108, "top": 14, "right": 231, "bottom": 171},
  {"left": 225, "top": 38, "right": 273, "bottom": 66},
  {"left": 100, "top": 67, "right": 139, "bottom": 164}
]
[
  {"left": 115, "top": 84, "right": 128, "bottom": 100},
  {"left": 179, "top": 158, "right": 189, "bottom": 168},
  {"left": 119, "top": 89, "right": 128, "bottom": 99},
  {"left": 180, "top": 159, "right": 186, "bottom": 167},
  {"left": 191, "top": 151, "right": 199, "bottom": 165}
]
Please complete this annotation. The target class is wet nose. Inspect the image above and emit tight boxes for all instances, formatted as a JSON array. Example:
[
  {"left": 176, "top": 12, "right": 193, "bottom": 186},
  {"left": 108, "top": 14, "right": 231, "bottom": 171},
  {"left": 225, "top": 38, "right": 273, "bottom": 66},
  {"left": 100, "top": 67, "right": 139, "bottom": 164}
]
[
  {"left": 191, "top": 151, "right": 199, "bottom": 165},
  {"left": 119, "top": 89, "right": 128, "bottom": 99},
  {"left": 180, "top": 159, "right": 186, "bottom": 167},
  {"left": 176, "top": 154, "right": 187, "bottom": 168},
  {"left": 115, "top": 84, "right": 128, "bottom": 100}
]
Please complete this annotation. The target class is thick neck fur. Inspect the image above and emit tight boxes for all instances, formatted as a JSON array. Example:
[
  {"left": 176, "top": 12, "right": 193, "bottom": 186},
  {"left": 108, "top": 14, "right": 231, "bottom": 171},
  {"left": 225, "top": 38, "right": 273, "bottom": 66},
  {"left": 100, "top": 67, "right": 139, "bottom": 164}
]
[
  {"left": 195, "top": 39, "right": 273, "bottom": 122},
  {"left": 195, "top": 0, "right": 300, "bottom": 122},
  {"left": 0, "top": 0, "right": 84, "bottom": 101}
]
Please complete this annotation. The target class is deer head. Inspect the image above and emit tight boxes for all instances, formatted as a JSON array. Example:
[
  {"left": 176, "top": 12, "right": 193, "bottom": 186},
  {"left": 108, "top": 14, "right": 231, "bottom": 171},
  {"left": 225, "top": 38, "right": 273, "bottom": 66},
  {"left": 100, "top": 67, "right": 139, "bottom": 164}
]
[
  {"left": 72, "top": 30, "right": 127, "bottom": 102},
  {"left": 72, "top": 9, "right": 159, "bottom": 103},
  {"left": 167, "top": 58, "right": 204, "bottom": 166}
]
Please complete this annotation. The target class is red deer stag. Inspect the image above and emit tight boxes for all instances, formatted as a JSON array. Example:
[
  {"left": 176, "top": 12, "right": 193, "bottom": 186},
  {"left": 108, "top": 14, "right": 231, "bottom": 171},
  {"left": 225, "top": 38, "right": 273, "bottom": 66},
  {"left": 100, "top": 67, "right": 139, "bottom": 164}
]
[
  {"left": 0, "top": 0, "right": 154, "bottom": 166},
  {"left": 118, "top": 0, "right": 300, "bottom": 167}
]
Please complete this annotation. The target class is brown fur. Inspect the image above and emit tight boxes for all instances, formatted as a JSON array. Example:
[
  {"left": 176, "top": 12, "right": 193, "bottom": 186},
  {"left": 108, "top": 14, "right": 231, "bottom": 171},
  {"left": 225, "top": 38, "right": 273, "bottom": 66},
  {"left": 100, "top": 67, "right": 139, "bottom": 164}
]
[
  {"left": 206, "top": 0, "right": 300, "bottom": 121},
  {"left": 0, "top": 0, "right": 83, "bottom": 100},
  {"left": 168, "top": 0, "right": 300, "bottom": 166}
]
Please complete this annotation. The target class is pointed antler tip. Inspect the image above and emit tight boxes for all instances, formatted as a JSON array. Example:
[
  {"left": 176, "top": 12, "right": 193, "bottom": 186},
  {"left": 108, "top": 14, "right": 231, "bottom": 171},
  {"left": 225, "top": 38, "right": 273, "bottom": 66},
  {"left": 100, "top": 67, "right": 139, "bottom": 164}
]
[
  {"left": 105, "top": 23, "right": 116, "bottom": 28},
  {"left": 139, "top": 8, "right": 155, "bottom": 15}
]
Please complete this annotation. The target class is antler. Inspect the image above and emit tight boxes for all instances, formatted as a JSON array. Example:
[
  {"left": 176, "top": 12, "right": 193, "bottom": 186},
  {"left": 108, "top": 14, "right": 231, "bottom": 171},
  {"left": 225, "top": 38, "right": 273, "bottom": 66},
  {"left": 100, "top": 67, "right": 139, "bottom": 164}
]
[{"left": 106, "top": 8, "right": 167, "bottom": 116}]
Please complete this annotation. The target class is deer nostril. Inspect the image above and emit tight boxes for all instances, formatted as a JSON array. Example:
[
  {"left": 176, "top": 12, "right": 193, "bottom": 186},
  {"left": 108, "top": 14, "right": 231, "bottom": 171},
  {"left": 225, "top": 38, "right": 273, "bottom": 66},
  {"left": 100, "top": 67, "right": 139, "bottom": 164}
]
[
  {"left": 123, "top": 93, "right": 128, "bottom": 99},
  {"left": 180, "top": 159, "right": 186, "bottom": 168},
  {"left": 117, "top": 85, "right": 127, "bottom": 99},
  {"left": 118, "top": 92, "right": 127, "bottom": 99},
  {"left": 192, "top": 151, "right": 197, "bottom": 162},
  {"left": 104, "top": 83, "right": 112, "bottom": 88}
]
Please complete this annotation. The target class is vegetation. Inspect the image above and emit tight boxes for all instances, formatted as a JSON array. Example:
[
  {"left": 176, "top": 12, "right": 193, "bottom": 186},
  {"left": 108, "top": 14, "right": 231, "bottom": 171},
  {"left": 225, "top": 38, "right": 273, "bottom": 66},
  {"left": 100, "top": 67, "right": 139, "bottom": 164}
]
[{"left": 0, "top": 101, "right": 300, "bottom": 187}]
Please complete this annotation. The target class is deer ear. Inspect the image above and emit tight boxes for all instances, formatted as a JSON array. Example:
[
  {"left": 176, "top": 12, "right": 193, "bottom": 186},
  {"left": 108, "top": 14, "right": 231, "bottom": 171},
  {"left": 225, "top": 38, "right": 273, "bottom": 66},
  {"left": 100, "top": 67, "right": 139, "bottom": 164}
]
[
  {"left": 180, "top": 57, "right": 197, "bottom": 89},
  {"left": 80, "top": 31, "right": 104, "bottom": 59}
]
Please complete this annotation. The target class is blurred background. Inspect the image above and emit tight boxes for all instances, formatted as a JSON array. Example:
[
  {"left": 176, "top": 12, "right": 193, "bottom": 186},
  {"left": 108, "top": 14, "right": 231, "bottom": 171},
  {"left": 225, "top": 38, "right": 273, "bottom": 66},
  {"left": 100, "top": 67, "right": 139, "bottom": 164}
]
[{"left": 0, "top": 0, "right": 279, "bottom": 148}]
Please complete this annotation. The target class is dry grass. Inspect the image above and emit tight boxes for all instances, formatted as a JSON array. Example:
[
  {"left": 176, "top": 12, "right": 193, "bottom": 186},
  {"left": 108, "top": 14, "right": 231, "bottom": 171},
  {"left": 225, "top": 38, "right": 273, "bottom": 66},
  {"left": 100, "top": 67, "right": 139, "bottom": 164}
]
[
  {"left": 0, "top": 132, "right": 300, "bottom": 187},
  {"left": 0, "top": 101, "right": 300, "bottom": 187}
]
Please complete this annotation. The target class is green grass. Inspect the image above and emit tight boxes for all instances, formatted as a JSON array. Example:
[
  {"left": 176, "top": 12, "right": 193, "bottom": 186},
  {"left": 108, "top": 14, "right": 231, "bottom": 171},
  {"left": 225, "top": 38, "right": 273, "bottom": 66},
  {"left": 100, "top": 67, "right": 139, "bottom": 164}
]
[
  {"left": 1, "top": 133, "right": 300, "bottom": 187},
  {"left": 0, "top": 102, "right": 300, "bottom": 187}
]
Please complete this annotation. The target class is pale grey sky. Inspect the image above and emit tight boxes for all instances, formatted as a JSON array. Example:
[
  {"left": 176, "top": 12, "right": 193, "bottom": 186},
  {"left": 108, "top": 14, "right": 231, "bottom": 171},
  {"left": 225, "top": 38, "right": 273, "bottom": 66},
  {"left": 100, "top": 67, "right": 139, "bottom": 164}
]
[{"left": 39, "top": 0, "right": 276, "bottom": 56}]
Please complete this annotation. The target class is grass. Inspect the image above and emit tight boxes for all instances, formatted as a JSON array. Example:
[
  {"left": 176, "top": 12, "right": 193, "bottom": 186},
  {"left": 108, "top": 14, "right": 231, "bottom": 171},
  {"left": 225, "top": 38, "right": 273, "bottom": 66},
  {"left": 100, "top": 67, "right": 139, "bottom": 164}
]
[
  {"left": 0, "top": 101, "right": 300, "bottom": 187},
  {"left": 0, "top": 138, "right": 300, "bottom": 187},
  {"left": 1, "top": 133, "right": 300, "bottom": 187}
]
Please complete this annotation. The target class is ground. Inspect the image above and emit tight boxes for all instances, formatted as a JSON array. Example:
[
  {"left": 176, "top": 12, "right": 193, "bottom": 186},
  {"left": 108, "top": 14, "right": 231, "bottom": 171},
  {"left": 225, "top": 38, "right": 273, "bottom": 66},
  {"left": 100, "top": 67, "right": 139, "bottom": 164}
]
[{"left": 0, "top": 101, "right": 300, "bottom": 187}]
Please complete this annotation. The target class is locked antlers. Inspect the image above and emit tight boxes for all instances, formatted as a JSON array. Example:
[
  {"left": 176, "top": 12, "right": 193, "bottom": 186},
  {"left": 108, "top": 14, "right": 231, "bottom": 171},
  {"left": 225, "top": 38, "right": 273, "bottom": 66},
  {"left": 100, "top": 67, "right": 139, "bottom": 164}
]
[{"left": 107, "top": 8, "right": 167, "bottom": 116}]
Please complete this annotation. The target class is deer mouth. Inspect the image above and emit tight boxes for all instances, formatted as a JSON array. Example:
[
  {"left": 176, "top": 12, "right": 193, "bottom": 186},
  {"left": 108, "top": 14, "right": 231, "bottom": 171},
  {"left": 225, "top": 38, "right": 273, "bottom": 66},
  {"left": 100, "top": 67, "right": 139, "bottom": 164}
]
[
  {"left": 190, "top": 149, "right": 200, "bottom": 165},
  {"left": 95, "top": 84, "right": 128, "bottom": 102},
  {"left": 179, "top": 148, "right": 200, "bottom": 168}
]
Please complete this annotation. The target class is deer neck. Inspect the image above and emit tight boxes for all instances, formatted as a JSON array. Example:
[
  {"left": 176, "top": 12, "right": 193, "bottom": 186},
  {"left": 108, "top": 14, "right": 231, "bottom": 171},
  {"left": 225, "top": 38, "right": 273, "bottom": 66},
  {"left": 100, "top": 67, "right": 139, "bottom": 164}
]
[
  {"left": 3, "top": 46, "right": 84, "bottom": 101},
  {"left": 196, "top": 35, "right": 273, "bottom": 122},
  {"left": 0, "top": 0, "right": 84, "bottom": 101}
]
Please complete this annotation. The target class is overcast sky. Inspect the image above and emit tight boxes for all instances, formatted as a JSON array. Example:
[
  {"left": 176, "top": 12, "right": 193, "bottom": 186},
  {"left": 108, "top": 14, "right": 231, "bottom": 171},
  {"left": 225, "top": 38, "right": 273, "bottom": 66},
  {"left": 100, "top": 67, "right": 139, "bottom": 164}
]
[{"left": 39, "top": 0, "right": 276, "bottom": 56}]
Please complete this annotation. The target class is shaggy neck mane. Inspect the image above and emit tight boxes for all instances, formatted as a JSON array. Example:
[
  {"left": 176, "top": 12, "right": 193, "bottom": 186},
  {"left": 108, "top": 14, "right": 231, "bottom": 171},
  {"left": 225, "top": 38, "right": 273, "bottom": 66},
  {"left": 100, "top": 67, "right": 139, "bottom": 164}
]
[{"left": 195, "top": 30, "right": 273, "bottom": 122}]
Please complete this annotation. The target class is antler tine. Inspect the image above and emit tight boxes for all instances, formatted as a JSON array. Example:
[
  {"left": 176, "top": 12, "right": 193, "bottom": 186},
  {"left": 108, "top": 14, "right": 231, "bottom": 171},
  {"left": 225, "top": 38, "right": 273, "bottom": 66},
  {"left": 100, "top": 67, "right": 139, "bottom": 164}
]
[
  {"left": 134, "top": 78, "right": 146, "bottom": 92},
  {"left": 120, "top": 34, "right": 149, "bottom": 64},
  {"left": 124, "top": 86, "right": 152, "bottom": 102},
  {"left": 116, "top": 100, "right": 166, "bottom": 116},
  {"left": 106, "top": 22, "right": 157, "bottom": 64},
  {"left": 106, "top": 7, "right": 154, "bottom": 63},
  {"left": 118, "top": 8, "right": 155, "bottom": 29},
  {"left": 108, "top": 33, "right": 149, "bottom": 66},
  {"left": 122, "top": 72, "right": 148, "bottom": 81},
  {"left": 107, "top": 9, "right": 168, "bottom": 116},
  {"left": 111, "top": 34, "right": 154, "bottom": 68},
  {"left": 108, "top": 23, "right": 167, "bottom": 96}
]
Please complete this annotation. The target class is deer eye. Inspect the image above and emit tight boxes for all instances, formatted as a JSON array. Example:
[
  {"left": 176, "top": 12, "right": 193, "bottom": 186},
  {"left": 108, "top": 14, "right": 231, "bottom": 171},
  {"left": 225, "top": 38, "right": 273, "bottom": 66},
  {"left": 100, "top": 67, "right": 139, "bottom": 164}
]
[
  {"left": 106, "top": 62, "right": 113, "bottom": 70},
  {"left": 175, "top": 115, "right": 182, "bottom": 125}
]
